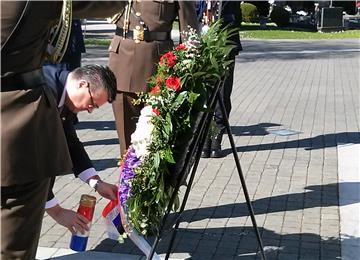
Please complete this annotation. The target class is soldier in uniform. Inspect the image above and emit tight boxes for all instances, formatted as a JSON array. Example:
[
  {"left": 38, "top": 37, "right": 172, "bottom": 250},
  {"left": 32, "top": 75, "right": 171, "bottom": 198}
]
[
  {"left": 1, "top": 2, "right": 125, "bottom": 259},
  {"left": 108, "top": 0, "right": 199, "bottom": 156}
]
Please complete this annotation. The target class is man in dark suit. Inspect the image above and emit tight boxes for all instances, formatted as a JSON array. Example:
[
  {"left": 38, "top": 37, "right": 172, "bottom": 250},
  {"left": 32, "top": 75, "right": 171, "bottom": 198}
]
[
  {"left": 199, "top": 0, "right": 242, "bottom": 158},
  {"left": 108, "top": 0, "right": 199, "bottom": 156},
  {"left": 42, "top": 64, "right": 118, "bottom": 234},
  {"left": 1, "top": 2, "right": 125, "bottom": 259}
]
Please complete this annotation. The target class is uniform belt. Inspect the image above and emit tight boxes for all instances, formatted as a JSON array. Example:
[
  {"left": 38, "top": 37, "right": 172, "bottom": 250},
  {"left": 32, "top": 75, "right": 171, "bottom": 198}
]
[
  {"left": 1, "top": 69, "right": 45, "bottom": 92},
  {"left": 115, "top": 27, "right": 171, "bottom": 42}
]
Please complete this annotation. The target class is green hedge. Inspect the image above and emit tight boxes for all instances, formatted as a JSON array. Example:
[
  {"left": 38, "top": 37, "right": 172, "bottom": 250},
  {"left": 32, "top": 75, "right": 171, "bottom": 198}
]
[{"left": 241, "top": 3, "right": 259, "bottom": 23}]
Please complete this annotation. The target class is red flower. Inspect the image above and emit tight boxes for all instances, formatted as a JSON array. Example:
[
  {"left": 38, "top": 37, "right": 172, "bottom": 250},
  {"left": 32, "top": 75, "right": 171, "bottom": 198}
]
[
  {"left": 165, "top": 76, "right": 181, "bottom": 92},
  {"left": 152, "top": 108, "right": 160, "bottom": 116},
  {"left": 159, "top": 52, "right": 177, "bottom": 68},
  {"left": 150, "top": 85, "right": 161, "bottom": 94},
  {"left": 175, "top": 44, "right": 186, "bottom": 51}
]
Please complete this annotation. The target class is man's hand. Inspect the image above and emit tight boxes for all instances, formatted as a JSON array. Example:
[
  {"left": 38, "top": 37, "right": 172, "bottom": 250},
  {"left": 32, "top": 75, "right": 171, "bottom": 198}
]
[
  {"left": 96, "top": 181, "right": 118, "bottom": 201},
  {"left": 46, "top": 205, "right": 89, "bottom": 235},
  {"left": 87, "top": 176, "right": 117, "bottom": 201}
]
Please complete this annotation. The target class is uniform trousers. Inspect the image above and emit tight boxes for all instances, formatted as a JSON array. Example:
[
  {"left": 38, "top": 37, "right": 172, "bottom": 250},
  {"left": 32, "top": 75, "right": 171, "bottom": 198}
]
[
  {"left": 1, "top": 178, "right": 50, "bottom": 260},
  {"left": 112, "top": 91, "right": 143, "bottom": 156}
]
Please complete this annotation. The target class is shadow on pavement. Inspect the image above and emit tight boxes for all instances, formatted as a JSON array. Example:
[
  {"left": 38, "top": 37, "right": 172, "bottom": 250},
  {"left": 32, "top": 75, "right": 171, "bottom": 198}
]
[
  {"left": 230, "top": 123, "right": 281, "bottom": 136},
  {"left": 91, "top": 226, "right": 351, "bottom": 260},
  {"left": 92, "top": 158, "right": 118, "bottom": 171},
  {"left": 83, "top": 138, "right": 118, "bottom": 146},
  {"left": 238, "top": 50, "right": 358, "bottom": 63},
  {"left": 89, "top": 182, "right": 359, "bottom": 259},
  {"left": 75, "top": 120, "right": 116, "bottom": 131},
  {"left": 181, "top": 183, "right": 359, "bottom": 222},
  {"left": 222, "top": 131, "right": 360, "bottom": 155},
  {"left": 238, "top": 39, "right": 360, "bottom": 63}
]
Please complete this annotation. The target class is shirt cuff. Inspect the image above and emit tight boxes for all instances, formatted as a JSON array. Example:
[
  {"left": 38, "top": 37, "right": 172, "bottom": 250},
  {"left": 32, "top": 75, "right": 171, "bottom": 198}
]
[
  {"left": 45, "top": 197, "right": 59, "bottom": 209},
  {"left": 78, "top": 168, "right": 97, "bottom": 183}
]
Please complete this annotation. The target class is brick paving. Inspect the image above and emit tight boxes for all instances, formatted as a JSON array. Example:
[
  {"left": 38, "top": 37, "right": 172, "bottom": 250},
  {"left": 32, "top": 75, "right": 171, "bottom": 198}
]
[{"left": 38, "top": 39, "right": 360, "bottom": 259}]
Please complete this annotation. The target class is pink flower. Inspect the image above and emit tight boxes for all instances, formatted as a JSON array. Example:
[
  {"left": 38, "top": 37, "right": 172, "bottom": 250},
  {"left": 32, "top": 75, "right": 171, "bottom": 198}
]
[{"left": 165, "top": 76, "right": 181, "bottom": 92}]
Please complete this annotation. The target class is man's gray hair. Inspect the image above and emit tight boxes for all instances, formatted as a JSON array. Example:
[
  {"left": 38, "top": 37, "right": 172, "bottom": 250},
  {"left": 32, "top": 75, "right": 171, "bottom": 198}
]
[{"left": 71, "top": 64, "right": 117, "bottom": 103}]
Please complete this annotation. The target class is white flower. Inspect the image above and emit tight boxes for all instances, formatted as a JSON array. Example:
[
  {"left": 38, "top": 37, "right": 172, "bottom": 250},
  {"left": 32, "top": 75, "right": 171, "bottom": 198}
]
[
  {"left": 131, "top": 106, "right": 156, "bottom": 158},
  {"left": 201, "top": 25, "right": 210, "bottom": 35}
]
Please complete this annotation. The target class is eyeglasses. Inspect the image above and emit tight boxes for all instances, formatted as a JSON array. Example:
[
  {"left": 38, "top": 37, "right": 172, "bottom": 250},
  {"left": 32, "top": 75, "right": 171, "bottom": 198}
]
[{"left": 87, "top": 86, "right": 99, "bottom": 109}]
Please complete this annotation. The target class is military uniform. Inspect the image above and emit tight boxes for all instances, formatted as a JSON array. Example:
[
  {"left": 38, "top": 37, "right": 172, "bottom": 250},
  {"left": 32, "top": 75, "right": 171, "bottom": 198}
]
[
  {"left": 108, "top": 0, "right": 199, "bottom": 155},
  {"left": 1, "top": 2, "right": 125, "bottom": 259}
]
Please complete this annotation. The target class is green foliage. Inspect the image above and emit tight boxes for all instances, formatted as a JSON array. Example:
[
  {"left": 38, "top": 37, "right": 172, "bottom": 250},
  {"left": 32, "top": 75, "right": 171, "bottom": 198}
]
[
  {"left": 121, "top": 20, "right": 235, "bottom": 236},
  {"left": 241, "top": 2, "right": 259, "bottom": 23},
  {"left": 270, "top": 6, "right": 291, "bottom": 27}
]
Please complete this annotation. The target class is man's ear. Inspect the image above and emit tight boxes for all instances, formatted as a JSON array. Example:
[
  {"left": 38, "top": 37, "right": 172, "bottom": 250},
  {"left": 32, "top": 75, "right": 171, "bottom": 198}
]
[{"left": 78, "top": 79, "right": 88, "bottom": 88}]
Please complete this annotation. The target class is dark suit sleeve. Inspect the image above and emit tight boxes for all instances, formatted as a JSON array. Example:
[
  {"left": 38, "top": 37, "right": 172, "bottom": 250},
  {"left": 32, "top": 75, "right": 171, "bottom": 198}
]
[
  {"left": 63, "top": 112, "right": 93, "bottom": 177},
  {"left": 221, "top": 1, "right": 242, "bottom": 54},
  {"left": 45, "top": 112, "right": 93, "bottom": 207}
]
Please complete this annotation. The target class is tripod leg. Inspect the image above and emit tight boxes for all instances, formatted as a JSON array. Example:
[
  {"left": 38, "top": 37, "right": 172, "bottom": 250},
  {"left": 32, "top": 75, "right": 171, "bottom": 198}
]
[
  {"left": 216, "top": 92, "right": 267, "bottom": 260},
  {"left": 149, "top": 81, "right": 223, "bottom": 259},
  {"left": 164, "top": 112, "right": 214, "bottom": 259}
]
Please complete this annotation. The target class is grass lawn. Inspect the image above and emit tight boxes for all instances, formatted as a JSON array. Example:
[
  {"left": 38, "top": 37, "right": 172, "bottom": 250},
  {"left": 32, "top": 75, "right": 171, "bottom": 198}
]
[
  {"left": 84, "top": 23, "right": 360, "bottom": 46},
  {"left": 240, "top": 23, "right": 360, "bottom": 39},
  {"left": 85, "top": 38, "right": 111, "bottom": 46}
]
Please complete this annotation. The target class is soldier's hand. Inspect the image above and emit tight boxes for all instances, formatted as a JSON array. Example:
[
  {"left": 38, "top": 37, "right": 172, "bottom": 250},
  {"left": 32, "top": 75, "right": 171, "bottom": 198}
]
[{"left": 46, "top": 205, "right": 89, "bottom": 235}]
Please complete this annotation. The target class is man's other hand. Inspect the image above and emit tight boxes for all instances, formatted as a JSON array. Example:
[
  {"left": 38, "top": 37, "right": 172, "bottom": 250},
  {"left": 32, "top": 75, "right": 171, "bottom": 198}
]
[{"left": 46, "top": 205, "right": 89, "bottom": 234}]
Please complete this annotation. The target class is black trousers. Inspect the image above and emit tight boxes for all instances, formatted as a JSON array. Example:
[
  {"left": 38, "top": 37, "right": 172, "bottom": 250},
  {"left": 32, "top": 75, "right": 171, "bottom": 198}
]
[
  {"left": 214, "top": 61, "right": 235, "bottom": 132},
  {"left": 1, "top": 178, "right": 50, "bottom": 260}
]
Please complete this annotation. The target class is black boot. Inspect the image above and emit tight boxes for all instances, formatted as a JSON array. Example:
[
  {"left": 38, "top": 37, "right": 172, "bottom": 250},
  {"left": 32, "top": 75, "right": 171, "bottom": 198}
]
[
  {"left": 210, "top": 130, "right": 225, "bottom": 158},
  {"left": 201, "top": 135, "right": 211, "bottom": 158}
]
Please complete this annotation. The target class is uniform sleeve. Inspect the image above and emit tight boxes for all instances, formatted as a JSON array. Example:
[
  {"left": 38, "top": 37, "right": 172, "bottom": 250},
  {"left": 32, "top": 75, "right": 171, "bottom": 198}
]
[
  {"left": 72, "top": 1, "right": 126, "bottom": 19},
  {"left": 177, "top": 1, "right": 200, "bottom": 33},
  {"left": 46, "top": 177, "right": 59, "bottom": 209}
]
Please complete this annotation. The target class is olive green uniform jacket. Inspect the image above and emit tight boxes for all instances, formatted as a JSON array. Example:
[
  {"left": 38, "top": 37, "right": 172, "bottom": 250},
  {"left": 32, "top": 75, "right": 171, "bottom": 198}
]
[
  {"left": 1, "top": 2, "right": 125, "bottom": 259},
  {"left": 108, "top": 0, "right": 199, "bottom": 154}
]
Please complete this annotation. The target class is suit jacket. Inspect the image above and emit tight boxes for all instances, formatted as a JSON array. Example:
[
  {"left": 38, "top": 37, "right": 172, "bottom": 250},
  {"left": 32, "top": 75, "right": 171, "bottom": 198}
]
[
  {"left": 1, "top": 1, "right": 125, "bottom": 186},
  {"left": 108, "top": 0, "right": 199, "bottom": 93},
  {"left": 221, "top": 1, "right": 243, "bottom": 57},
  {"left": 42, "top": 63, "right": 93, "bottom": 202}
]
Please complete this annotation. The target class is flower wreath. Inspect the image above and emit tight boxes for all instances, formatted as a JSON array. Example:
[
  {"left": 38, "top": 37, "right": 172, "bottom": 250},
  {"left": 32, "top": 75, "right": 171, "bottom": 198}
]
[{"left": 118, "top": 21, "right": 236, "bottom": 238}]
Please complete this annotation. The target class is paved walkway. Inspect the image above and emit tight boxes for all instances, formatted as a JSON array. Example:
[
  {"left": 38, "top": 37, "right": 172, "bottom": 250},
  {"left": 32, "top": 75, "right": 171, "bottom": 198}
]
[{"left": 37, "top": 39, "right": 360, "bottom": 260}]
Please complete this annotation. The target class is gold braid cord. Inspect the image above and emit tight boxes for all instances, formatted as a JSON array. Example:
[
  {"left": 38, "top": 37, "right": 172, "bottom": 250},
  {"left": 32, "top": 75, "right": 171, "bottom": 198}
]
[{"left": 48, "top": 0, "right": 72, "bottom": 63}]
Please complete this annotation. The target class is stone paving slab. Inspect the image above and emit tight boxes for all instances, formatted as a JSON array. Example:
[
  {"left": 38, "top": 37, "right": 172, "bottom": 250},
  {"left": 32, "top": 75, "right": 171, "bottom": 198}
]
[
  {"left": 38, "top": 39, "right": 360, "bottom": 260},
  {"left": 337, "top": 144, "right": 360, "bottom": 260}
]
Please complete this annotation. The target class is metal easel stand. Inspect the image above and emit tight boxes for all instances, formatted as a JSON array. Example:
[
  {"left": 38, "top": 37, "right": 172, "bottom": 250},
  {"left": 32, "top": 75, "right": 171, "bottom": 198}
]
[{"left": 147, "top": 80, "right": 266, "bottom": 260}]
